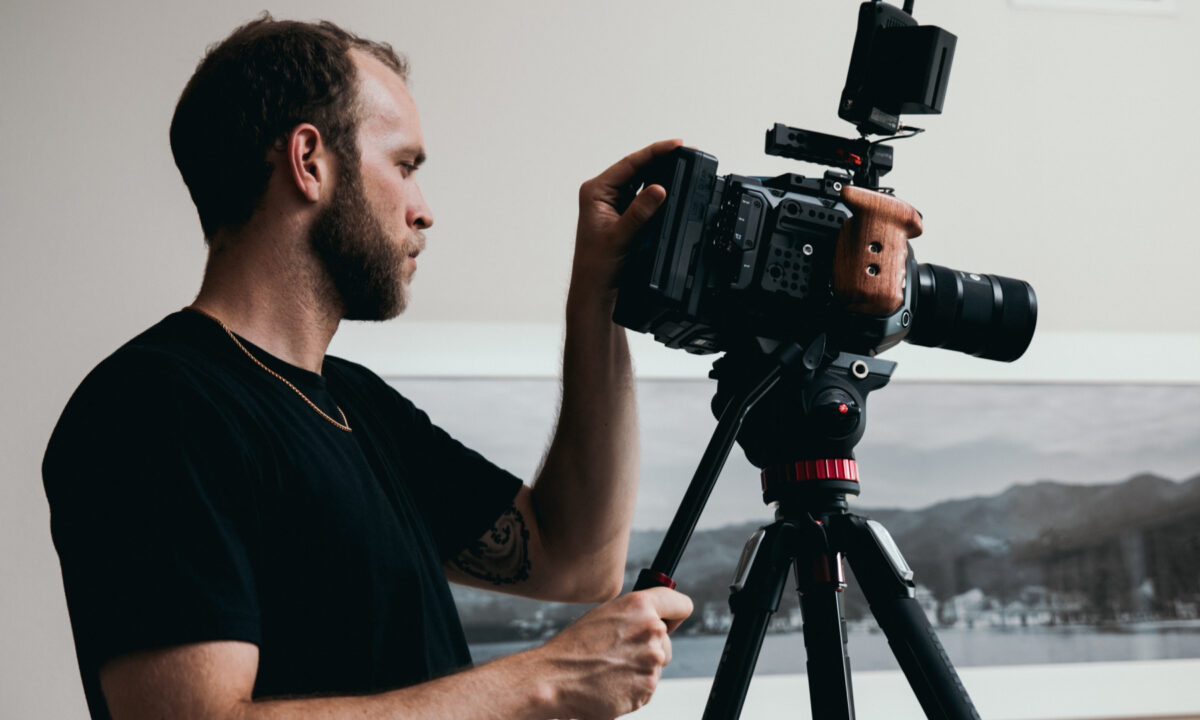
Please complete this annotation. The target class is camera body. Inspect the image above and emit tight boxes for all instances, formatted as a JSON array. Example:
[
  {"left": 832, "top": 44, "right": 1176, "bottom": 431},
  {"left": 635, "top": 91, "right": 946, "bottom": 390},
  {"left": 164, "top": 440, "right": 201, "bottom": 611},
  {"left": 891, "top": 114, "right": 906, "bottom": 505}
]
[{"left": 613, "top": 148, "right": 913, "bottom": 357}]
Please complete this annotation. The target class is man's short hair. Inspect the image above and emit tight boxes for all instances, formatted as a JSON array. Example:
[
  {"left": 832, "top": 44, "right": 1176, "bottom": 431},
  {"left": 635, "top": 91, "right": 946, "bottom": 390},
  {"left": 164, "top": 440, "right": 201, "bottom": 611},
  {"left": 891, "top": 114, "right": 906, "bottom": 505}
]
[{"left": 169, "top": 14, "right": 408, "bottom": 240}]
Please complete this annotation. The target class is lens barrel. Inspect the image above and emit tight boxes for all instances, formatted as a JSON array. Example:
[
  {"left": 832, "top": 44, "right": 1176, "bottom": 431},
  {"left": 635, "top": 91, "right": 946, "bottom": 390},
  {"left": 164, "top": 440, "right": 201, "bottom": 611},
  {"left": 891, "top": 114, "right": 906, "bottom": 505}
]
[{"left": 906, "top": 263, "right": 1037, "bottom": 362}]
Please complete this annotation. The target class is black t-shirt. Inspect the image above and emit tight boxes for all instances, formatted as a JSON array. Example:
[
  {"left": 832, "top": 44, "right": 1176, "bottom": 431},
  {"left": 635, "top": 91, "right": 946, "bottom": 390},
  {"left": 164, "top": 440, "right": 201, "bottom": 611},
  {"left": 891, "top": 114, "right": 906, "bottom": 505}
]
[{"left": 42, "top": 311, "right": 523, "bottom": 719}]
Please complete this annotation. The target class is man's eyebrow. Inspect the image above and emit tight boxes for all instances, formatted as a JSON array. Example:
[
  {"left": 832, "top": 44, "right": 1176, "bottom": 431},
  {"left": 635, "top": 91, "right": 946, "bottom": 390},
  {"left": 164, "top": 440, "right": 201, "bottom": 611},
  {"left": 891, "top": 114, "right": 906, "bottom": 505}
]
[{"left": 394, "top": 144, "right": 427, "bottom": 167}]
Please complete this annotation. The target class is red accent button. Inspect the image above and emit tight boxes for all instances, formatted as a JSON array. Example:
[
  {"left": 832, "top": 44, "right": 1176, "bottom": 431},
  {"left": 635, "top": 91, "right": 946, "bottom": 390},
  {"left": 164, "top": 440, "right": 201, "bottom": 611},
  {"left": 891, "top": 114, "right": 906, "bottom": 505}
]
[{"left": 650, "top": 571, "right": 676, "bottom": 590}]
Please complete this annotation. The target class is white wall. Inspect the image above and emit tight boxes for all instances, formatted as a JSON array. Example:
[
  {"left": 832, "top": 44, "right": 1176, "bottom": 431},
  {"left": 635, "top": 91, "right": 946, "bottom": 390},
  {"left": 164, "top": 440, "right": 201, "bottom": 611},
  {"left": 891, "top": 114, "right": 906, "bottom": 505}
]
[{"left": 2, "top": 1, "right": 1197, "bottom": 716}]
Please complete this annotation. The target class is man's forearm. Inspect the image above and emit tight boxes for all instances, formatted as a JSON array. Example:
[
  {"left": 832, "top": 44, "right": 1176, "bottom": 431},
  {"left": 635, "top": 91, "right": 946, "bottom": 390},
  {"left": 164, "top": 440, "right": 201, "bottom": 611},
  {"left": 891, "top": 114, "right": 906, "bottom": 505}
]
[
  {"left": 227, "top": 589, "right": 686, "bottom": 720},
  {"left": 234, "top": 652, "right": 554, "bottom": 720},
  {"left": 103, "top": 642, "right": 557, "bottom": 720},
  {"left": 531, "top": 292, "right": 639, "bottom": 598}
]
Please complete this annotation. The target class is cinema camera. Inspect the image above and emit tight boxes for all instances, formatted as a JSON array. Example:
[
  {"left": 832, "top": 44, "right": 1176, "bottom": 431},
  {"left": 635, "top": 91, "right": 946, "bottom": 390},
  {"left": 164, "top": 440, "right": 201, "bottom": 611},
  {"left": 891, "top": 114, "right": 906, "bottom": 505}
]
[{"left": 614, "top": 0, "right": 1037, "bottom": 363}]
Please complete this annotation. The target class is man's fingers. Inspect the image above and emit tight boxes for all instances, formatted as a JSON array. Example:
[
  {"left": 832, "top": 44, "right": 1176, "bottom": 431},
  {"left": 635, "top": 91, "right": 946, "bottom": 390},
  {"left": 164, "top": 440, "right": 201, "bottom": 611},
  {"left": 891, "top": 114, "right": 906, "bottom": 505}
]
[
  {"left": 593, "top": 139, "right": 683, "bottom": 191},
  {"left": 662, "top": 616, "right": 688, "bottom": 634},
  {"left": 610, "top": 184, "right": 667, "bottom": 241},
  {"left": 636, "top": 587, "right": 694, "bottom": 633}
]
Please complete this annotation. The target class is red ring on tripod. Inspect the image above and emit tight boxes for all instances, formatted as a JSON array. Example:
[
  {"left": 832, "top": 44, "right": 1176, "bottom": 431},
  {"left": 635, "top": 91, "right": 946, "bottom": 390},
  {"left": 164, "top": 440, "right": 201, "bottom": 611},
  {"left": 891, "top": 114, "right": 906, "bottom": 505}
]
[{"left": 761, "top": 459, "right": 859, "bottom": 492}]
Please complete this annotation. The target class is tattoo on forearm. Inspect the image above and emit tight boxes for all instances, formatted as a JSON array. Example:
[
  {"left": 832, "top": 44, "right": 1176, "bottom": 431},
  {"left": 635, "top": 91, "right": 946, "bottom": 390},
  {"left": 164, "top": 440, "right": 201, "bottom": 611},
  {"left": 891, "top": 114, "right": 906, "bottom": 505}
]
[{"left": 452, "top": 505, "right": 532, "bottom": 586}]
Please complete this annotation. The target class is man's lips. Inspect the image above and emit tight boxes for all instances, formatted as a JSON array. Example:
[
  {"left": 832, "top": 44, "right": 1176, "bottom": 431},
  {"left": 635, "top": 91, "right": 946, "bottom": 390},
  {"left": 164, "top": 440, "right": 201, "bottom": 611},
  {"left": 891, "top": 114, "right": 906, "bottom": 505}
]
[{"left": 405, "top": 234, "right": 424, "bottom": 271}]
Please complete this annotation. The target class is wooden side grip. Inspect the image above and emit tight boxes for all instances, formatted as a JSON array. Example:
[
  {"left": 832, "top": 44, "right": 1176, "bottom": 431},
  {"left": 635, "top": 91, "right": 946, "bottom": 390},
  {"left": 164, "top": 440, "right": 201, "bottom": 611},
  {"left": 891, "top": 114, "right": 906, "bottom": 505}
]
[{"left": 834, "top": 185, "right": 924, "bottom": 315}]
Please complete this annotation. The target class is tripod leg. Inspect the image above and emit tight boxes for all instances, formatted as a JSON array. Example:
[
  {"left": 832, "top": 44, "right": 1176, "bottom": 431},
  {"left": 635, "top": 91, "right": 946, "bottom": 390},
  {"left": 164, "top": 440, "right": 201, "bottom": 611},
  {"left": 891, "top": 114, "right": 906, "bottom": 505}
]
[
  {"left": 797, "top": 547, "right": 855, "bottom": 719},
  {"left": 701, "top": 522, "right": 797, "bottom": 720},
  {"left": 835, "top": 515, "right": 981, "bottom": 720}
]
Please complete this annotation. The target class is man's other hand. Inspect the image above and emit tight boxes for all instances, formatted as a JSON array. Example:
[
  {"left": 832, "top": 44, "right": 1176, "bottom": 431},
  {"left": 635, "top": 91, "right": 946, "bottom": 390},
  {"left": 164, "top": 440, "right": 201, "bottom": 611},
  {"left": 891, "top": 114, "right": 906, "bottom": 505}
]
[
  {"left": 527, "top": 587, "right": 693, "bottom": 720},
  {"left": 570, "top": 139, "right": 683, "bottom": 308}
]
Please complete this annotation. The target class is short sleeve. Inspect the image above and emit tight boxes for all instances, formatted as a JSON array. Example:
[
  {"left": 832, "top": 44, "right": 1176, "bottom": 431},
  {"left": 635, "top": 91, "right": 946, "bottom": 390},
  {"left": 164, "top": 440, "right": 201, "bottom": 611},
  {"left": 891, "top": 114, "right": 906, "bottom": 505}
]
[
  {"left": 398, "top": 400, "right": 525, "bottom": 559},
  {"left": 42, "top": 351, "right": 262, "bottom": 678}
]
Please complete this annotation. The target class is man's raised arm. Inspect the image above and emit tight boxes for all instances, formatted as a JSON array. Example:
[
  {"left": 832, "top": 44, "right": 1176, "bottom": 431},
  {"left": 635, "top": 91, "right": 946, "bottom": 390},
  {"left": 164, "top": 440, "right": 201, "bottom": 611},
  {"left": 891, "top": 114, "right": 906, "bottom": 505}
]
[{"left": 444, "top": 140, "right": 684, "bottom": 602}]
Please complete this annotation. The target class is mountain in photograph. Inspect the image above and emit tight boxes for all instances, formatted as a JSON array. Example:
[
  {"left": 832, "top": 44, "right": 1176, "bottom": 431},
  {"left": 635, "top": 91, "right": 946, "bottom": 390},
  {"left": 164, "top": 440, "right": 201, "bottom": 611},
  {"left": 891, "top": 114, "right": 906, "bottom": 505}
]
[{"left": 453, "top": 471, "right": 1200, "bottom": 640}]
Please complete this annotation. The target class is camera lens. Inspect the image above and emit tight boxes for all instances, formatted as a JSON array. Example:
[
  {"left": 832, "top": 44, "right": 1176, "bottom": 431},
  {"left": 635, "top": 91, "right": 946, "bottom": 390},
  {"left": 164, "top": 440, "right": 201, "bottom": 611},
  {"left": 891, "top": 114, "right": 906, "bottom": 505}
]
[{"left": 906, "top": 263, "right": 1037, "bottom": 362}]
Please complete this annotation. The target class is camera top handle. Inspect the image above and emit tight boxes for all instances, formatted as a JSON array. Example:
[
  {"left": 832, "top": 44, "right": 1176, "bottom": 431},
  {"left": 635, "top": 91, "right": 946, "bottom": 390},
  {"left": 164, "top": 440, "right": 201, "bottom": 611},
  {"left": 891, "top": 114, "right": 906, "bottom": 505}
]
[{"left": 765, "top": 123, "right": 893, "bottom": 190}]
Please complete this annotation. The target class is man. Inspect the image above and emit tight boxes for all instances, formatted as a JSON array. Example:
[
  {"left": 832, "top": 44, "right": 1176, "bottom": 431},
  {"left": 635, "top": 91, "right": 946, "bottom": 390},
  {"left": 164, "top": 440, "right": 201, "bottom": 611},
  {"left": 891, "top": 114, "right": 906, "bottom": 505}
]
[{"left": 43, "top": 16, "right": 692, "bottom": 720}]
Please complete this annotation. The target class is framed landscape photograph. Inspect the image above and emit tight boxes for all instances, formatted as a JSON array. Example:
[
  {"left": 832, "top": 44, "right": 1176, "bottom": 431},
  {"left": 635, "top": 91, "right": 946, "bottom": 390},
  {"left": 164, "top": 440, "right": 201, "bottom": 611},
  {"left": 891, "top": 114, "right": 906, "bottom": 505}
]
[{"left": 391, "top": 375, "right": 1200, "bottom": 680}]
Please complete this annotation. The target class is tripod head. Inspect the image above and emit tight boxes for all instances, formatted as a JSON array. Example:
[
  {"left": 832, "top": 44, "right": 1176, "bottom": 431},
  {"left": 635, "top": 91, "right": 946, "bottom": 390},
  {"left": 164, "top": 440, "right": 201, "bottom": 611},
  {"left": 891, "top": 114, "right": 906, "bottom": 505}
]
[{"left": 710, "top": 335, "right": 895, "bottom": 507}]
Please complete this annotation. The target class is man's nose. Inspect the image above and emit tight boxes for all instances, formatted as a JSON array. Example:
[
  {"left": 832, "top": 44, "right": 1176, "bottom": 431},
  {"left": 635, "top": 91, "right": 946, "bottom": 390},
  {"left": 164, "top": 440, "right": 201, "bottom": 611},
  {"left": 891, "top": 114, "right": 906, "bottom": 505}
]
[{"left": 409, "top": 184, "right": 433, "bottom": 230}]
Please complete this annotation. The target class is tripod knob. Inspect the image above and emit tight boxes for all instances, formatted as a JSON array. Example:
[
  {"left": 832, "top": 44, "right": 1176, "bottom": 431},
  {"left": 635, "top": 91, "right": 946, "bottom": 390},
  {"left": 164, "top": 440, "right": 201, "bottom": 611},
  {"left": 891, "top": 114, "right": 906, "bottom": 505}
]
[{"left": 813, "top": 389, "right": 862, "bottom": 437}]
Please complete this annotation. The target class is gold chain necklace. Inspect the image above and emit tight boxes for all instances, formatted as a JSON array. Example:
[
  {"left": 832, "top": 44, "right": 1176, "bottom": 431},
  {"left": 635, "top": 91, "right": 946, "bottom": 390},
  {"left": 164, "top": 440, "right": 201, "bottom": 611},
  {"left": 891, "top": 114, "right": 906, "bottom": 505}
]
[{"left": 186, "top": 307, "right": 352, "bottom": 432}]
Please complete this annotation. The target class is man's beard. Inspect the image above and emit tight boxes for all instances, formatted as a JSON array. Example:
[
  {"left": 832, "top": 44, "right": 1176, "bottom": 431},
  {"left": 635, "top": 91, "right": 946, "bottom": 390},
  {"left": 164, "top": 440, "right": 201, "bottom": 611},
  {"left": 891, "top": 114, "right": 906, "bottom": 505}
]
[{"left": 308, "top": 162, "right": 422, "bottom": 321}]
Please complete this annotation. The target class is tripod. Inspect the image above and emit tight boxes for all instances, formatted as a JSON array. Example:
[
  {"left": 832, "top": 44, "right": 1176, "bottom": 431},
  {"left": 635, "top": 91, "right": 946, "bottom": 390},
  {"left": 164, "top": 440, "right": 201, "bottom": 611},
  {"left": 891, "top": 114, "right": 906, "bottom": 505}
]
[{"left": 633, "top": 336, "right": 980, "bottom": 719}]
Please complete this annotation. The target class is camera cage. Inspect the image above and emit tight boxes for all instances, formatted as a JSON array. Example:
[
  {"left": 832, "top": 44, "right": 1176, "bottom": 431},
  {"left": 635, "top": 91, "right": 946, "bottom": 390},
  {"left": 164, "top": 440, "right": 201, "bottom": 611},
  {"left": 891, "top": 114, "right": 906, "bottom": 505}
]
[{"left": 612, "top": 0, "right": 1035, "bottom": 364}]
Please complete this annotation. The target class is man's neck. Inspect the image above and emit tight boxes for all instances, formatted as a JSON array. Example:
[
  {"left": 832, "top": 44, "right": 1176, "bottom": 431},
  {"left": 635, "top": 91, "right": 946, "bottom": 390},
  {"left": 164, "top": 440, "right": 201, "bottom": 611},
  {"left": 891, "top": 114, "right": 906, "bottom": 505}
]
[{"left": 190, "top": 231, "right": 341, "bottom": 374}]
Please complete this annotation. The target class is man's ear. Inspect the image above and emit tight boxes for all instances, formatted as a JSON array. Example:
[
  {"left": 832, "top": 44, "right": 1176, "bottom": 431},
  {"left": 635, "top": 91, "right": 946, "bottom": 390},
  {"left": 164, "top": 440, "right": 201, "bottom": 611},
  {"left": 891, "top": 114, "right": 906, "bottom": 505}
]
[{"left": 285, "top": 124, "right": 329, "bottom": 203}]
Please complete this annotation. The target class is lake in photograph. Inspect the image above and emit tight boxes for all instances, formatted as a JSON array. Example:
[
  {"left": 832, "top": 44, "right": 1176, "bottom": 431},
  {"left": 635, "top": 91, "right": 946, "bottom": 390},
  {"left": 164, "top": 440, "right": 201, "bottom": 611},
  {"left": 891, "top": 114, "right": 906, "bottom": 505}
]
[{"left": 470, "top": 623, "right": 1200, "bottom": 679}]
